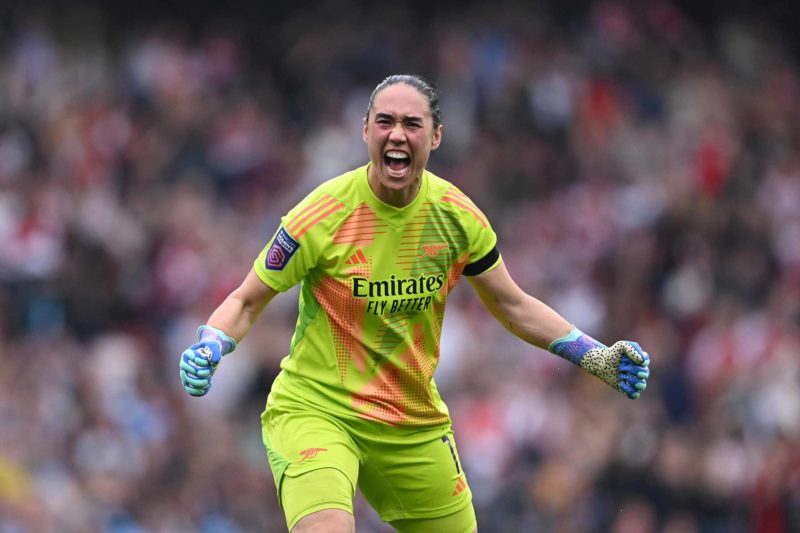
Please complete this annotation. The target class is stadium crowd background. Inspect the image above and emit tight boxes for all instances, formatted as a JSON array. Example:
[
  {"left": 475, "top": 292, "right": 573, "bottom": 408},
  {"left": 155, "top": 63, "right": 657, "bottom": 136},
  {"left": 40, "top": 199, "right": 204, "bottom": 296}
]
[{"left": 1, "top": 1, "right": 800, "bottom": 531}]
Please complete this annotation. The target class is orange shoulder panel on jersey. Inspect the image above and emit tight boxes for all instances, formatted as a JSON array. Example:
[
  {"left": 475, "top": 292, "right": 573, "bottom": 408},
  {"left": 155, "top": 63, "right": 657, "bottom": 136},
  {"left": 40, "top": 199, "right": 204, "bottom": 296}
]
[
  {"left": 333, "top": 203, "right": 388, "bottom": 246},
  {"left": 441, "top": 187, "right": 488, "bottom": 228},
  {"left": 285, "top": 194, "right": 346, "bottom": 239}
]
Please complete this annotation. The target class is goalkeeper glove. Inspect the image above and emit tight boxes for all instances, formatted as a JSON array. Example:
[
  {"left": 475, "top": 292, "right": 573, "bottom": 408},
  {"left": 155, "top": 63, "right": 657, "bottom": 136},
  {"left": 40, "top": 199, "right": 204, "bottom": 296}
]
[
  {"left": 549, "top": 327, "right": 650, "bottom": 399},
  {"left": 179, "top": 325, "right": 237, "bottom": 397}
]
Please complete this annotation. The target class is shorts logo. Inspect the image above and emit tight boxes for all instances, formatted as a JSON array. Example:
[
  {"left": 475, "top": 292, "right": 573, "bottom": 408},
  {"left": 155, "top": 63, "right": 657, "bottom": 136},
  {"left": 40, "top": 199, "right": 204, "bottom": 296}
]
[
  {"left": 452, "top": 475, "right": 467, "bottom": 496},
  {"left": 420, "top": 244, "right": 448, "bottom": 257},
  {"left": 265, "top": 227, "right": 300, "bottom": 271},
  {"left": 298, "top": 447, "right": 328, "bottom": 462}
]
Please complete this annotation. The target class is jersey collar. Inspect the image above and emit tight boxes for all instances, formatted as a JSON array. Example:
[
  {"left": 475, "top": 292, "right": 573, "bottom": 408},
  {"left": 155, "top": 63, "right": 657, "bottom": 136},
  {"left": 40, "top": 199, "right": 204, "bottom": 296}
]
[{"left": 358, "top": 163, "right": 429, "bottom": 228}]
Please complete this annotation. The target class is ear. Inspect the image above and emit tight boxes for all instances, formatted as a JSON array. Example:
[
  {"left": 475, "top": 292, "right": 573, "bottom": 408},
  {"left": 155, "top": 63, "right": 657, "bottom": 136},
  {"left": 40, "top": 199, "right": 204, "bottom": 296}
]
[
  {"left": 362, "top": 117, "right": 369, "bottom": 144},
  {"left": 431, "top": 125, "right": 443, "bottom": 151}
]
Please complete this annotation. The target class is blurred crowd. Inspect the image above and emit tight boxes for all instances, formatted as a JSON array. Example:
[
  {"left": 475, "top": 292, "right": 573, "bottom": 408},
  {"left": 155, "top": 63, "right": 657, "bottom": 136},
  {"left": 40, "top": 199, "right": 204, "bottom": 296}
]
[{"left": 2, "top": 1, "right": 800, "bottom": 531}]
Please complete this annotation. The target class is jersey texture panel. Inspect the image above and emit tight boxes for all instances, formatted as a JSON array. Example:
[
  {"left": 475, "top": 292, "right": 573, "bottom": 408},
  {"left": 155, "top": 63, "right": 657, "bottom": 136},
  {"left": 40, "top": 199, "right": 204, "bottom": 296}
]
[{"left": 255, "top": 164, "right": 499, "bottom": 427}]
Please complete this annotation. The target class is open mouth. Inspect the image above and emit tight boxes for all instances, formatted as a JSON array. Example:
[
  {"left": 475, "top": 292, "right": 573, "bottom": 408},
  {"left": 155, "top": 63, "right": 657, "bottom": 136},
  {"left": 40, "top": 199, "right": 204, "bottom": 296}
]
[{"left": 384, "top": 151, "right": 411, "bottom": 175}]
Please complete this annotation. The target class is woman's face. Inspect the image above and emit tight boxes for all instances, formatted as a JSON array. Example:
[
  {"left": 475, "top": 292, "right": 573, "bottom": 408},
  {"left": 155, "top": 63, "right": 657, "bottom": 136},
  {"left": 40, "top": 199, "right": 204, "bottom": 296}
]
[{"left": 363, "top": 83, "right": 442, "bottom": 203}]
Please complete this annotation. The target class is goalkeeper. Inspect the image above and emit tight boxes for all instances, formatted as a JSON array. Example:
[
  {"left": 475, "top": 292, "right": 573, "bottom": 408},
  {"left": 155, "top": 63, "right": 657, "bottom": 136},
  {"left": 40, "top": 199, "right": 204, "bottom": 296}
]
[{"left": 179, "top": 74, "right": 650, "bottom": 533}]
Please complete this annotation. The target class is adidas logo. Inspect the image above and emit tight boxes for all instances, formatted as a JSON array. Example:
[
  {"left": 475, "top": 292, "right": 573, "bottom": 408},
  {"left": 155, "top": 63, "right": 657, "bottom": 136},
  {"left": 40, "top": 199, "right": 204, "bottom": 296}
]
[
  {"left": 345, "top": 249, "right": 368, "bottom": 265},
  {"left": 452, "top": 475, "right": 467, "bottom": 496}
]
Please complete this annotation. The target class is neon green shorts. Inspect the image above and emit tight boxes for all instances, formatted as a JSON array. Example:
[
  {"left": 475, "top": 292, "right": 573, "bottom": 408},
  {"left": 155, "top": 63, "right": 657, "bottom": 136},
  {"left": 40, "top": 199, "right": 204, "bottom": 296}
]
[{"left": 261, "top": 394, "right": 475, "bottom": 531}]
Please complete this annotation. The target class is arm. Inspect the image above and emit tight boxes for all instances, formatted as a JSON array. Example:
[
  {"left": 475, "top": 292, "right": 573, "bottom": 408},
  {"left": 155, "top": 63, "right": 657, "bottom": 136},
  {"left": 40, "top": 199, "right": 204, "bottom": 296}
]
[
  {"left": 467, "top": 260, "right": 650, "bottom": 399},
  {"left": 466, "top": 261, "right": 573, "bottom": 349},
  {"left": 206, "top": 268, "right": 279, "bottom": 343},
  {"left": 180, "top": 268, "right": 279, "bottom": 396}
]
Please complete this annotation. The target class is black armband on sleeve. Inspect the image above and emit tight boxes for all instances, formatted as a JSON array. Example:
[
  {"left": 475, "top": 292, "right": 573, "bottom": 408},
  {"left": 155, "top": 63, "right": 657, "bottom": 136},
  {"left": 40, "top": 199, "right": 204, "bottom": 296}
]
[{"left": 463, "top": 246, "right": 500, "bottom": 276}]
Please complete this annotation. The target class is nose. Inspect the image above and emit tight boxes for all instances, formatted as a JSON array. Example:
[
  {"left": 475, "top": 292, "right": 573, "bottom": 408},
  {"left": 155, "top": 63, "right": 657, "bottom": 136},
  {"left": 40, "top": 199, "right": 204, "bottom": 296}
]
[{"left": 389, "top": 122, "right": 406, "bottom": 142}]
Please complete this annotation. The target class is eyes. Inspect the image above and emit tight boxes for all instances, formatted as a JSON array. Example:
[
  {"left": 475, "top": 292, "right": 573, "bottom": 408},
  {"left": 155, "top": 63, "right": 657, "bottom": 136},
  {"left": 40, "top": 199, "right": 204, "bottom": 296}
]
[{"left": 374, "top": 115, "right": 423, "bottom": 130}]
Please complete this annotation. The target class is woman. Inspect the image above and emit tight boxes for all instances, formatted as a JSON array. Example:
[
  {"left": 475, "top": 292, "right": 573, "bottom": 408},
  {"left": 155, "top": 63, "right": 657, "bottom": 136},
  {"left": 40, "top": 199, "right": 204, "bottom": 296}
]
[{"left": 179, "top": 74, "right": 650, "bottom": 533}]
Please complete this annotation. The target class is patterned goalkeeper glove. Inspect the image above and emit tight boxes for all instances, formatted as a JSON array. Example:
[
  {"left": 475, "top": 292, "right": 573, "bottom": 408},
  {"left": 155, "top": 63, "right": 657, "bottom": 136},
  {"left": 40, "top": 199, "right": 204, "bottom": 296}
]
[
  {"left": 179, "top": 325, "right": 237, "bottom": 397},
  {"left": 549, "top": 327, "right": 650, "bottom": 399}
]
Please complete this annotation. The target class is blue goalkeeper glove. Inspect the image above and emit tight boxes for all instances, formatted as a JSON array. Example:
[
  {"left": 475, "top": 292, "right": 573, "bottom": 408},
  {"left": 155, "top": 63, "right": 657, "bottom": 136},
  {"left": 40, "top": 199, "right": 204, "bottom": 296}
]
[
  {"left": 179, "top": 325, "right": 237, "bottom": 397},
  {"left": 549, "top": 327, "right": 650, "bottom": 399}
]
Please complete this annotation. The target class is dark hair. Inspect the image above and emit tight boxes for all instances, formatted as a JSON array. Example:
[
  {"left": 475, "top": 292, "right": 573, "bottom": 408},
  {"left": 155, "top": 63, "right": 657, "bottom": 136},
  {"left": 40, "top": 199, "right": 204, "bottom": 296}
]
[{"left": 366, "top": 74, "right": 443, "bottom": 129}]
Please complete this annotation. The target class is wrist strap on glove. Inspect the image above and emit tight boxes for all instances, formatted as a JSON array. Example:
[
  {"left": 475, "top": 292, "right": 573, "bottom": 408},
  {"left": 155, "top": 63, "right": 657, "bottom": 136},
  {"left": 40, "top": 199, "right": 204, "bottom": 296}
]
[
  {"left": 548, "top": 327, "right": 604, "bottom": 365},
  {"left": 197, "top": 325, "right": 237, "bottom": 356}
]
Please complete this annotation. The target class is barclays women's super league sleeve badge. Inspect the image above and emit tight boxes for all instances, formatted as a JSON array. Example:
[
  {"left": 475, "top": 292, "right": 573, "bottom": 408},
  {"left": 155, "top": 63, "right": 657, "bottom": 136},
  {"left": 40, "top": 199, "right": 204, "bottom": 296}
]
[{"left": 265, "top": 227, "right": 300, "bottom": 271}]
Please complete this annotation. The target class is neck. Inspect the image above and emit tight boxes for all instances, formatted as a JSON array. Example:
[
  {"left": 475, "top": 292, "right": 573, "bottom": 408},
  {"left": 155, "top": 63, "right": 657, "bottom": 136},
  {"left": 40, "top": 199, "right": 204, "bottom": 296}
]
[{"left": 367, "top": 167, "right": 422, "bottom": 208}]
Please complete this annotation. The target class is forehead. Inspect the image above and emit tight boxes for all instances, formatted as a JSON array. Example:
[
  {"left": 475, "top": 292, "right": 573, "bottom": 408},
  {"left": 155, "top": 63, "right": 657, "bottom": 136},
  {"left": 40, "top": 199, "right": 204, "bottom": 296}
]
[{"left": 371, "top": 83, "right": 431, "bottom": 119}]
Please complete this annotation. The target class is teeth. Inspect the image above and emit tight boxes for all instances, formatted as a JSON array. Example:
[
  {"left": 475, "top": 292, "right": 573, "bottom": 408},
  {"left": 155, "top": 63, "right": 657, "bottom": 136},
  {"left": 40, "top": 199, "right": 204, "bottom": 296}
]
[{"left": 386, "top": 151, "right": 409, "bottom": 160}]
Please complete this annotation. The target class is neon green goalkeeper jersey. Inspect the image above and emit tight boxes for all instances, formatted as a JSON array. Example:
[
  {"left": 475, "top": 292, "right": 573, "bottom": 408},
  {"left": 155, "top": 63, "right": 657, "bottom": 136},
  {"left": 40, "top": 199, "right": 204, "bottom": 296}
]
[{"left": 254, "top": 164, "right": 501, "bottom": 427}]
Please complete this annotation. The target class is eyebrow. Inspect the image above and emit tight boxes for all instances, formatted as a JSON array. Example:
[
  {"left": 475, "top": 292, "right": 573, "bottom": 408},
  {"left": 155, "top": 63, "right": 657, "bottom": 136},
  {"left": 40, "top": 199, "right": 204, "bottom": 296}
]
[{"left": 374, "top": 112, "right": 424, "bottom": 123}]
